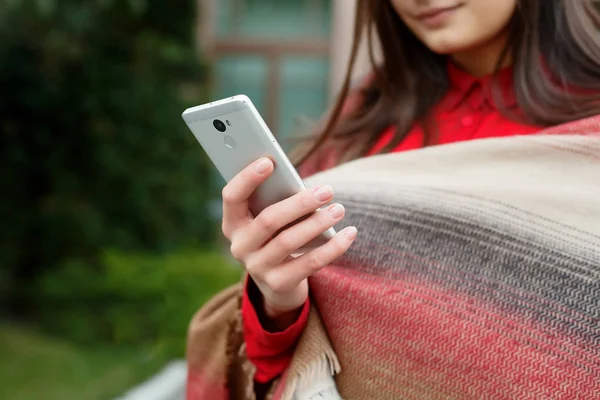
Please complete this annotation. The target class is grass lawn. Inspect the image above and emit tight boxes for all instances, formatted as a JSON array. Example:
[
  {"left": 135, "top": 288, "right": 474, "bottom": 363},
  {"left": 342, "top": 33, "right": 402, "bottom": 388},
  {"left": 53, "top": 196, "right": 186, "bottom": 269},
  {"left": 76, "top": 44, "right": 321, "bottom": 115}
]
[
  {"left": 0, "top": 249, "right": 241, "bottom": 400},
  {"left": 0, "top": 325, "right": 168, "bottom": 400}
]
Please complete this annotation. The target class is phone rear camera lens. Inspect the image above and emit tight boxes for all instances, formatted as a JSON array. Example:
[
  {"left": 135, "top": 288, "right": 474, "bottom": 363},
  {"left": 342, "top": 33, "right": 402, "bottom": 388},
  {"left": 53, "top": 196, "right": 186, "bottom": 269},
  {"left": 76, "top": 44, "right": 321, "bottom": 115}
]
[{"left": 213, "top": 119, "right": 226, "bottom": 132}]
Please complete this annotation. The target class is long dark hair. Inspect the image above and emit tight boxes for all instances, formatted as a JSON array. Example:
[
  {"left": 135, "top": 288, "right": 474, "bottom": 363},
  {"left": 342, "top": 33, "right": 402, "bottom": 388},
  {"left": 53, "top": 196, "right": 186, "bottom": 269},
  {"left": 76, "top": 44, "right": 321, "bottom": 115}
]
[{"left": 296, "top": 0, "right": 600, "bottom": 166}]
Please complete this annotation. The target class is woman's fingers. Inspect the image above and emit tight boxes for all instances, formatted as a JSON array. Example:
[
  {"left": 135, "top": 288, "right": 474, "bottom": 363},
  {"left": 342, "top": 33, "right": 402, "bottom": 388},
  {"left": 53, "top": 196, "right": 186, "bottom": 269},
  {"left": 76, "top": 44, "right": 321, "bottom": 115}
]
[
  {"left": 221, "top": 158, "right": 274, "bottom": 239},
  {"left": 220, "top": 157, "right": 356, "bottom": 317},
  {"left": 257, "top": 203, "right": 346, "bottom": 266},
  {"left": 230, "top": 184, "right": 334, "bottom": 258},
  {"left": 257, "top": 226, "right": 358, "bottom": 294}
]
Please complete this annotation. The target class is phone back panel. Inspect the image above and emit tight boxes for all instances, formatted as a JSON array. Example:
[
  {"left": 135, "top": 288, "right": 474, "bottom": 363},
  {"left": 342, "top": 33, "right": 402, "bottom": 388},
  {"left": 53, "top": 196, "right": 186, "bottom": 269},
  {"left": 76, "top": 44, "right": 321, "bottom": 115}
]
[
  {"left": 182, "top": 95, "right": 335, "bottom": 250},
  {"left": 182, "top": 95, "right": 306, "bottom": 216}
]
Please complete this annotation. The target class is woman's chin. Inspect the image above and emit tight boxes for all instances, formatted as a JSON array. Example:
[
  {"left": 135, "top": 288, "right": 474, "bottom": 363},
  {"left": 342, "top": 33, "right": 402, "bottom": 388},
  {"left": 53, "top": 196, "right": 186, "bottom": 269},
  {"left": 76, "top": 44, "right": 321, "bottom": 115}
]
[
  {"left": 424, "top": 39, "right": 469, "bottom": 56},
  {"left": 418, "top": 31, "right": 482, "bottom": 55}
]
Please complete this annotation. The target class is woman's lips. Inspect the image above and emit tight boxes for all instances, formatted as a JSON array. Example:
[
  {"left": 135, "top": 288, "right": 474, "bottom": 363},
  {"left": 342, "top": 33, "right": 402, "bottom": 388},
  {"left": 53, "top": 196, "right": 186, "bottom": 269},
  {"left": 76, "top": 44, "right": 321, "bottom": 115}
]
[{"left": 416, "top": 5, "right": 463, "bottom": 28}]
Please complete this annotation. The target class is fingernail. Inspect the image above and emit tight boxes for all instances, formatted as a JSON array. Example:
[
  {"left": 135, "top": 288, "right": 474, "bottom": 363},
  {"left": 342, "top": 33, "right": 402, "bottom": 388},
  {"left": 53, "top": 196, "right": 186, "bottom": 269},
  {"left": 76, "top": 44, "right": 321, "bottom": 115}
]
[
  {"left": 328, "top": 203, "right": 344, "bottom": 218},
  {"left": 255, "top": 158, "right": 271, "bottom": 174},
  {"left": 314, "top": 185, "right": 333, "bottom": 202},
  {"left": 344, "top": 226, "right": 358, "bottom": 240}
]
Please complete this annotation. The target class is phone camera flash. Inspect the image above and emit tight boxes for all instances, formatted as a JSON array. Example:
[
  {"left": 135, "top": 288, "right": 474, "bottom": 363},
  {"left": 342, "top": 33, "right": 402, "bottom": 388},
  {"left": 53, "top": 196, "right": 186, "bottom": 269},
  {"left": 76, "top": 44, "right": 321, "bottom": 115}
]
[{"left": 224, "top": 135, "right": 237, "bottom": 149}]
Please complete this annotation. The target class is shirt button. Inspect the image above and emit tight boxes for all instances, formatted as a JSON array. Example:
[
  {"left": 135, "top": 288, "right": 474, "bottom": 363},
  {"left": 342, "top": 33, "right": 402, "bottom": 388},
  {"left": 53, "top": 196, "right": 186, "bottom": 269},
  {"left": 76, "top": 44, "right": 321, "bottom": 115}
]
[{"left": 461, "top": 115, "right": 474, "bottom": 128}]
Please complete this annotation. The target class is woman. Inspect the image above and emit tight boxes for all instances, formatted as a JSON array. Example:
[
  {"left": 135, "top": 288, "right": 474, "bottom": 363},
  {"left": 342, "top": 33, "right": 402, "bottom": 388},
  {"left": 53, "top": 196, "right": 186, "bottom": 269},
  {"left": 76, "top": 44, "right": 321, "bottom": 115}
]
[{"left": 188, "top": 1, "right": 600, "bottom": 399}]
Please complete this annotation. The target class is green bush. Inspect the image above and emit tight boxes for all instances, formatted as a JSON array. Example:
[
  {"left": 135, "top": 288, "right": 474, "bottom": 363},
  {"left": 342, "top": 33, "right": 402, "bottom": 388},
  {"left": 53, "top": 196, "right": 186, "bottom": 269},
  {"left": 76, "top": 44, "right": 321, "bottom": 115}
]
[
  {"left": 36, "top": 249, "right": 242, "bottom": 354},
  {"left": 0, "top": 0, "right": 216, "bottom": 312}
]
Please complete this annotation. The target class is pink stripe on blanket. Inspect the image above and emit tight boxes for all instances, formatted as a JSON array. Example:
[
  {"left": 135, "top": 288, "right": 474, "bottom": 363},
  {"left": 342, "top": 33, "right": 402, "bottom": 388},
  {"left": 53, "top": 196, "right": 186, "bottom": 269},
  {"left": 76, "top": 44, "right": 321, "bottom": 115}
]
[
  {"left": 310, "top": 266, "right": 600, "bottom": 400},
  {"left": 186, "top": 369, "right": 228, "bottom": 400}
]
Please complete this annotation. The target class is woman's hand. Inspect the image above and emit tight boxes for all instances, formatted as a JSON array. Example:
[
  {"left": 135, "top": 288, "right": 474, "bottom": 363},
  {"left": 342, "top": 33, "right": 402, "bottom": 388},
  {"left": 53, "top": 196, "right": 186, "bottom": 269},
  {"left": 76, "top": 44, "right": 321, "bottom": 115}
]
[{"left": 221, "top": 158, "right": 357, "bottom": 328}]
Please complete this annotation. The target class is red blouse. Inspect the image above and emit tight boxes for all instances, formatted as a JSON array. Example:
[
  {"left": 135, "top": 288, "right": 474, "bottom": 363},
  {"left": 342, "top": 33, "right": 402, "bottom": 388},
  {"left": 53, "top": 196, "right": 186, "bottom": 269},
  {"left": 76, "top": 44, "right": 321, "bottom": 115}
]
[{"left": 243, "top": 62, "right": 542, "bottom": 384}]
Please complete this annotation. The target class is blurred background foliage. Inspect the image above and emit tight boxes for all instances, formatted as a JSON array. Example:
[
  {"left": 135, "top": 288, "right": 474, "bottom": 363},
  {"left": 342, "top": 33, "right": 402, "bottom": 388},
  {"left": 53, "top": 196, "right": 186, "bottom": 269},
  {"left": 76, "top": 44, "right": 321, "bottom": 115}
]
[
  {"left": 0, "top": 0, "right": 215, "bottom": 310},
  {"left": 0, "top": 0, "right": 241, "bottom": 398}
]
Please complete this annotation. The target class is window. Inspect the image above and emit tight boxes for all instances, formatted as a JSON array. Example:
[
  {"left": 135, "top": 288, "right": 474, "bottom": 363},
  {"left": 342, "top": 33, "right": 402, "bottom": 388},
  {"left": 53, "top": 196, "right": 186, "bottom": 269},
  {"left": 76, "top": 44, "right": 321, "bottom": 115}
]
[
  {"left": 205, "top": 0, "right": 332, "bottom": 141},
  {"left": 216, "top": 0, "right": 331, "bottom": 39}
]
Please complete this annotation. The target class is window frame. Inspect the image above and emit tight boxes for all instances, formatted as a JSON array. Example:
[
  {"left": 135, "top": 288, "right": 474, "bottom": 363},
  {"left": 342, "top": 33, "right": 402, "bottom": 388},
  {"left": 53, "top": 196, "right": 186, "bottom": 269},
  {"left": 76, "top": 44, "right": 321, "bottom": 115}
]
[{"left": 197, "top": 0, "right": 332, "bottom": 133}]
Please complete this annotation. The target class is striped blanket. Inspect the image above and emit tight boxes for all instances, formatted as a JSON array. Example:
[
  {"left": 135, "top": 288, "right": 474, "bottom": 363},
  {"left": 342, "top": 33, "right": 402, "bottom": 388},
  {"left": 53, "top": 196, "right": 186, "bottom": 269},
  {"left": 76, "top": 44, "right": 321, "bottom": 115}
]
[{"left": 186, "top": 116, "right": 600, "bottom": 400}]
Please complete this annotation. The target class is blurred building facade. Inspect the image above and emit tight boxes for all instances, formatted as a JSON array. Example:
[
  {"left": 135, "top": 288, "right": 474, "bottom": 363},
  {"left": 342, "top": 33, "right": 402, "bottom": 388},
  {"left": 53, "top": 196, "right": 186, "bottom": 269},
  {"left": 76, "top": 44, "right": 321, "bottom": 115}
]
[{"left": 196, "top": 0, "right": 371, "bottom": 145}]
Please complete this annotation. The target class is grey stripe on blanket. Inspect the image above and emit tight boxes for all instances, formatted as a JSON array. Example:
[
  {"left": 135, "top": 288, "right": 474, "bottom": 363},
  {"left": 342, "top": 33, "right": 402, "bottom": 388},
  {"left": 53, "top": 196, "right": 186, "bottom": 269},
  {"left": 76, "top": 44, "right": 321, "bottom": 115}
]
[{"left": 298, "top": 133, "right": 600, "bottom": 399}]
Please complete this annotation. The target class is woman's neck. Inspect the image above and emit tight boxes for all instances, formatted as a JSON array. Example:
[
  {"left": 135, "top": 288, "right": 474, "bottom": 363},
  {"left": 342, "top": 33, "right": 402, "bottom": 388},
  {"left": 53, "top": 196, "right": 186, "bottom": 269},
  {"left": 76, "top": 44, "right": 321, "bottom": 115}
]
[{"left": 451, "top": 31, "right": 511, "bottom": 77}]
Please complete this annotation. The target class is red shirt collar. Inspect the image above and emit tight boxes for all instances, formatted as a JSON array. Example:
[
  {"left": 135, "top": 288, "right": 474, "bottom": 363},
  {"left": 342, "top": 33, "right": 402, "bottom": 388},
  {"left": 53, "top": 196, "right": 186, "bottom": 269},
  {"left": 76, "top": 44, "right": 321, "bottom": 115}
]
[{"left": 440, "top": 60, "right": 517, "bottom": 112}]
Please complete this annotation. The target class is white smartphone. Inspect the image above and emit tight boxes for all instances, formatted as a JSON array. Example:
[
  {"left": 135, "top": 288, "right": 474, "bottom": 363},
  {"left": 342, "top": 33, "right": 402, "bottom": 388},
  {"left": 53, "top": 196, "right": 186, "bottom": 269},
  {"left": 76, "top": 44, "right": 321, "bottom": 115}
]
[{"left": 181, "top": 94, "right": 335, "bottom": 251}]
